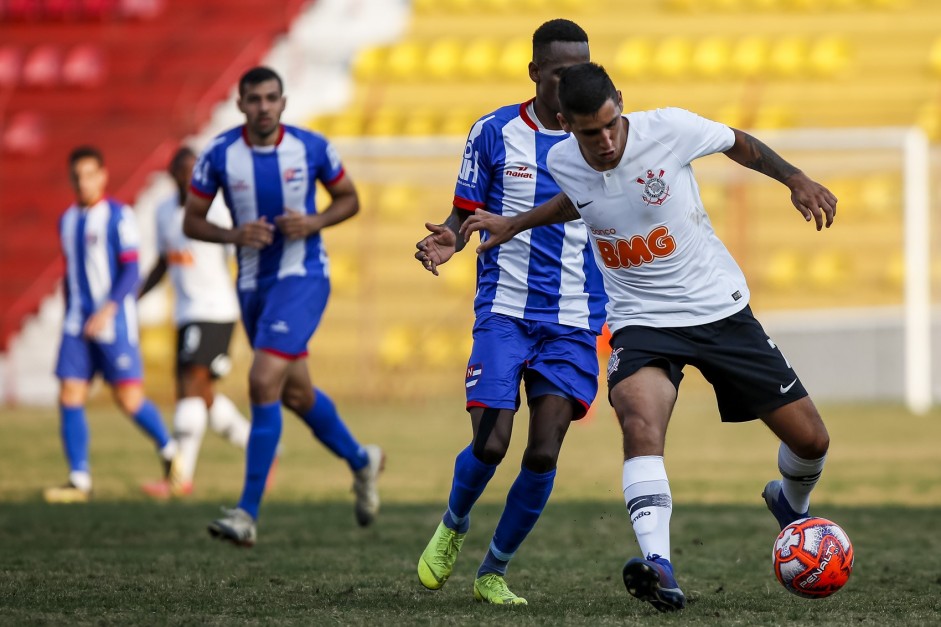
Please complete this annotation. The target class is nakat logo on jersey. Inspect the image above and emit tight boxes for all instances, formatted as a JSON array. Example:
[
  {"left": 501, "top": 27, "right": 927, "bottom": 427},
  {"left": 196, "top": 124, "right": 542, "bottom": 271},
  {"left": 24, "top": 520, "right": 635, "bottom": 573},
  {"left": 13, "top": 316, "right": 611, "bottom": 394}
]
[
  {"left": 636, "top": 168, "right": 671, "bottom": 206},
  {"left": 595, "top": 226, "right": 677, "bottom": 269},
  {"left": 505, "top": 166, "right": 534, "bottom": 179}
]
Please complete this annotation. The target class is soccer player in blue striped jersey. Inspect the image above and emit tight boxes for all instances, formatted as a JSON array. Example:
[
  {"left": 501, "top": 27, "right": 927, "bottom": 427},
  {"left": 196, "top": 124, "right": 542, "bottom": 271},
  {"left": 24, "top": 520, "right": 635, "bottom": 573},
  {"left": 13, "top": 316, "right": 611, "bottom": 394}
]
[
  {"left": 183, "top": 67, "right": 383, "bottom": 546},
  {"left": 414, "top": 20, "right": 606, "bottom": 604},
  {"left": 45, "top": 146, "right": 177, "bottom": 503}
]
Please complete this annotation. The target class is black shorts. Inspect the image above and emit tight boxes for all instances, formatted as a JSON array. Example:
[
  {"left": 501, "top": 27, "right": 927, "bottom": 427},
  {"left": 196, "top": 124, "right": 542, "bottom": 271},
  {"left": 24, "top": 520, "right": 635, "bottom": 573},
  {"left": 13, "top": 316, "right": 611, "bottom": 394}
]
[
  {"left": 176, "top": 322, "right": 235, "bottom": 379},
  {"left": 606, "top": 306, "right": 808, "bottom": 423}
]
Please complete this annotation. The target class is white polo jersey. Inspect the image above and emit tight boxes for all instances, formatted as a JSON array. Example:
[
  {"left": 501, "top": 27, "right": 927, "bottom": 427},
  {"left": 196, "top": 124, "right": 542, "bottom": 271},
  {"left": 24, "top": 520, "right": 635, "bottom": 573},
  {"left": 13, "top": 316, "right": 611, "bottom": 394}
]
[
  {"left": 546, "top": 107, "right": 747, "bottom": 332},
  {"left": 154, "top": 194, "right": 240, "bottom": 325}
]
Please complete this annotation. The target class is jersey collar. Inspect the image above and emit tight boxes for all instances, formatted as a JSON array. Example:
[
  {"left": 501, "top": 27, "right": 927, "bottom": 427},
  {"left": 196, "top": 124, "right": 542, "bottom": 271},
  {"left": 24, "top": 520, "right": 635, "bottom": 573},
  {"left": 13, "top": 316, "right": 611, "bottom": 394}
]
[{"left": 241, "top": 125, "right": 285, "bottom": 151}]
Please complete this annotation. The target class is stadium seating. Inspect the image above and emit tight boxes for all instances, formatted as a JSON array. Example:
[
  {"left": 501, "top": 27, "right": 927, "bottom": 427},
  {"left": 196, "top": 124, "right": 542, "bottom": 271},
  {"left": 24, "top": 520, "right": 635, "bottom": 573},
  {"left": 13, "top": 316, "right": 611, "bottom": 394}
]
[{"left": 0, "top": 0, "right": 309, "bottom": 349}]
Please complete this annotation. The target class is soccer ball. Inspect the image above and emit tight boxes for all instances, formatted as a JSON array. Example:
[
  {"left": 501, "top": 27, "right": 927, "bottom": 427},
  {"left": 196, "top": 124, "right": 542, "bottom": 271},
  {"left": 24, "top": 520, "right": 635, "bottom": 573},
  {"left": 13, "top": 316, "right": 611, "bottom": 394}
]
[{"left": 772, "top": 517, "right": 854, "bottom": 598}]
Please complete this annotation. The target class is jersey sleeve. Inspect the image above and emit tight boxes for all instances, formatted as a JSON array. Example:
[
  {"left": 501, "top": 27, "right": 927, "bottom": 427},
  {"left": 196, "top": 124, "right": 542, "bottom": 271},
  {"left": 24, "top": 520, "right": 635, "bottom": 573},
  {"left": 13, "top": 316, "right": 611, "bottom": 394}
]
[
  {"left": 453, "top": 114, "right": 496, "bottom": 212},
  {"left": 115, "top": 205, "right": 140, "bottom": 263},
  {"left": 190, "top": 142, "right": 222, "bottom": 199},
  {"left": 315, "top": 140, "right": 345, "bottom": 186},
  {"left": 658, "top": 108, "right": 735, "bottom": 166}
]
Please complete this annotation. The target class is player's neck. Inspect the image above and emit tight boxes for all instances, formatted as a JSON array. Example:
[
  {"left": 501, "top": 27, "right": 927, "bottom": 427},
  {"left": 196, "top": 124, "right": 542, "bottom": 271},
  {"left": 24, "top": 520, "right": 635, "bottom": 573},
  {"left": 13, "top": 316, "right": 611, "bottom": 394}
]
[
  {"left": 77, "top": 195, "right": 104, "bottom": 209},
  {"left": 244, "top": 125, "right": 283, "bottom": 148},
  {"left": 532, "top": 99, "right": 563, "bottom": 131}
]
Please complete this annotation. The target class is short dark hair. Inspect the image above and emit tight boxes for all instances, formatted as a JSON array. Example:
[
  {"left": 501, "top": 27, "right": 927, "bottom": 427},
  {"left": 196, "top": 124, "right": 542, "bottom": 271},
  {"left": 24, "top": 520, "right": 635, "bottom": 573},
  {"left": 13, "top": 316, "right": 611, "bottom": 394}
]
[
  {"left": 238, "top": 66, "right": 283, "bottom": 96},
  {"left": 69, "top": 145, "right": 104, "bottom": 167},
  {"left": 168, "top": 146, "right": 196, "bottom": 174},
  {"left": 558, "top": 62, "right": 618, "bottom": 118},
  {"left": 532, "top": 19, "right": 588, "bottom": 61}
]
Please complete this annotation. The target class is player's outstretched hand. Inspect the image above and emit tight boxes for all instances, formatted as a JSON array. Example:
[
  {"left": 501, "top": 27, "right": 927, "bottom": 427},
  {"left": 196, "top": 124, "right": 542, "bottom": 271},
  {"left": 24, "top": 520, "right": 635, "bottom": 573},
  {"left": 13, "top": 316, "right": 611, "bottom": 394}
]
[
  {"left": 415, "top": 222, "right": 457, "bottom": 276},
  {"left": 275, "top": 209, "right": 318, "bottom": 240},
  {"left": 459, "top": 209, "right": 515, "bottom": 254},
  {"left": 786, "top": 172, "right": 837, "bottom": 231},
  {"left": 234, "top": 217, "right": 275, "bottom": 249}
]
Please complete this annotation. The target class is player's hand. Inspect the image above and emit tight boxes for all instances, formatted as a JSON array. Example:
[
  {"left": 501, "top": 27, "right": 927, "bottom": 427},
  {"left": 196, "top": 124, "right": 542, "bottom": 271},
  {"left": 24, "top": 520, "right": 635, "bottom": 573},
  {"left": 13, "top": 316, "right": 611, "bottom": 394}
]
[
  {"left": 233, "top": 217, "right": 275, "bottom": 249},
  {"left": 415, "top": 223, "right": 457, "bottom": 276},
  {"left": 786, "top": 172, "right": 837, "bottom": 231},
  {"left": 275, "top": 209, "right": 319, "bottom": 240},
  {"left": 83, "top": 301, "right": 117, "bottom": 339},
  {"left": 459, "top": 209, "right": 516, "bottom": 253}
]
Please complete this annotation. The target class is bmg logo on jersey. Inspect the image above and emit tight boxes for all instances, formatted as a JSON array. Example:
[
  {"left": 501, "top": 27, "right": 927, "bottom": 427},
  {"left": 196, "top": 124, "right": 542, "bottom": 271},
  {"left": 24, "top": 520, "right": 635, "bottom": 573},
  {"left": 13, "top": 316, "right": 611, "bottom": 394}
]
[{"left": 595, "top": 226, "right": 676, "bottom": 269}]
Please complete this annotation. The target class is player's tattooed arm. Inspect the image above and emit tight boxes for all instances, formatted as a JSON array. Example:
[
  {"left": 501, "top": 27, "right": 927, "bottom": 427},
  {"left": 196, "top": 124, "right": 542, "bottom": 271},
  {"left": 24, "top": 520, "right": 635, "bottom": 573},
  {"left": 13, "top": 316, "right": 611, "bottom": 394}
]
[
  {"left": 460, "top": 192, "right": 580, "bottom": 254},
  {"left": 725, "top": 128, "right": 838, "bottom": 231}
]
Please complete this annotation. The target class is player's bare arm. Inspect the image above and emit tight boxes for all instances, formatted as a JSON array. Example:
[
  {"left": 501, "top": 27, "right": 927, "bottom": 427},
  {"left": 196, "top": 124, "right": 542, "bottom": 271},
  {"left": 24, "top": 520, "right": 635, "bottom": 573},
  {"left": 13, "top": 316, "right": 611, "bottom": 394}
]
[
  {"left": 183, "top": 191, "right": 274, "bottom": 249},
  {"left": 138, "top": 256, "right": 167, "bottom": 299},
  {"left": 460, "top": 192, "right": 580, "bottom": 254},
  {"left": 415, "top": 207, "right": 470, "bottom": 276},
  {"left": 275, "top": 174, "right": 359, "bottom": 241},
  {"left": 725, "top": 128, "right": 838, "bottom": 231}
]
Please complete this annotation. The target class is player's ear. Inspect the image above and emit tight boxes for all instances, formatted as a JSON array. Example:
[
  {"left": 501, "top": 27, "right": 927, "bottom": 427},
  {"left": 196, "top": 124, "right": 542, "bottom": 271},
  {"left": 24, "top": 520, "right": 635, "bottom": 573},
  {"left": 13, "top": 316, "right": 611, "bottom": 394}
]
[
  {"left": 528, "top": 61, "right": 539, "bottom": 84},
  {"left": 558, "top": 112, "right": 571, "bottom": 132},
  {"left": 616, "top": 90, "right": 624, "bottom": 111}
]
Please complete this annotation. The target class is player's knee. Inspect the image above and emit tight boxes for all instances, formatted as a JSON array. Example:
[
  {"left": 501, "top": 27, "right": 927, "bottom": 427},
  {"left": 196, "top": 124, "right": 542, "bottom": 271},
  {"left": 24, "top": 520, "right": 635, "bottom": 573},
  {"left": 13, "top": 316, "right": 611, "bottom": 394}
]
[
  {"left": 248, "top": 372, "right": 280, "bottom": 405},
  {"left": 521, "top": 448, "right": 559, "bottom": 473},
  {"left": 790, "top": 431, "right": 830, "bottom": 460},
  {"left": 281, "top": 385, "right": 313, "bottom": 416}
]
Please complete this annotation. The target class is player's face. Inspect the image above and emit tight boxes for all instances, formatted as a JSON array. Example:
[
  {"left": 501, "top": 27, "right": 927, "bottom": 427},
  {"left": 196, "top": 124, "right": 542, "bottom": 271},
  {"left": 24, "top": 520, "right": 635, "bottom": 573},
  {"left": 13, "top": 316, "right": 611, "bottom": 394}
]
[
  {"left": 238, "top": 79, "right": 286, "bottom": 142},
  {"left": 171, "top": 154, "right": 196, "bottom": 191},
  {"left": 560, "top": 94, "right": 627, "bottom": 170},
  {"left": 70, "top": 157, "right": 108, "bottom": 207},
  {"left": 530, "top": 41, "right": 590, "bottom": 116}
]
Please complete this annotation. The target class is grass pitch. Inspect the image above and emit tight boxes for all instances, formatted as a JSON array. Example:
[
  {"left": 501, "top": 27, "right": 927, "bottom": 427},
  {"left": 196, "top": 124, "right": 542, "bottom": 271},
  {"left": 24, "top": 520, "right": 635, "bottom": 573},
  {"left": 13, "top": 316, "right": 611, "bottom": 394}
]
[{"left": 2, "top": 379, "right": 940, "bottom": 625}]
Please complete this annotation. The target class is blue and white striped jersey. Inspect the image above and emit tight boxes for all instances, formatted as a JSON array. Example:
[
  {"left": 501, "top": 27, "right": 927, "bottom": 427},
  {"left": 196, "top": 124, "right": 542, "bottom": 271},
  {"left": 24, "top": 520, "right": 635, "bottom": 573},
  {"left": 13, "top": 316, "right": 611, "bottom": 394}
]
[
  {"left": 454, "top": 100, "right": 606, "bottom": 333},
  {"left": 190, "top": 125, "right": 344, "bottom": 291},
  {"left": 59, "top": 198, "right": 140, "bottom": 344}
]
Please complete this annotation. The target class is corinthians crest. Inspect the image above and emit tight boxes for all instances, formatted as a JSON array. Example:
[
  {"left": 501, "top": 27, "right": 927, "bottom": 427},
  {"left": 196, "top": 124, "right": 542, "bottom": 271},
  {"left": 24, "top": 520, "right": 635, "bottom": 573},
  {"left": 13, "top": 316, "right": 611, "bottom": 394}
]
[{"left": 636, "top": 168, "right": 670, "bottom": 206}]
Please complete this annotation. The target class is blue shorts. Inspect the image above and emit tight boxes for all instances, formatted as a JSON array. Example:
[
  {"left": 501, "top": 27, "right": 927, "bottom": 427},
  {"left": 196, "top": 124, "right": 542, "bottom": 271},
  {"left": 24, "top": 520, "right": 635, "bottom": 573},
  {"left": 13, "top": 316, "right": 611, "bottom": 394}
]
[
  {"left": 55, "top": 333, "right": 143, "bottom": 384},
  {"left": 238, "top": 276, "right": 330, "bottom": 358},
  {"left": 465, "top": 313, "right": 599, "bottom": 419}
]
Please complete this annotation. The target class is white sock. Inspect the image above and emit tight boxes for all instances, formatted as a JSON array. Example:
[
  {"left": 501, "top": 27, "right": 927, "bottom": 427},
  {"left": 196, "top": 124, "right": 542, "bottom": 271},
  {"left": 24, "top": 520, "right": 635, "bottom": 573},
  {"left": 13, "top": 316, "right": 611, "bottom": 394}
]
[
  {"left": 159, "top": 439, "right": 178, "bottom": 462},
  {"left": 173, "top": 397, "right": 208, "bottom": 482},
  {"left": 69, "top": 470, "right": 92, "bottom": 492},
  {"left": 778, "top": 443, "right": 826, "bottom": 514},
  {"left": 208, "top": 393, "right": 250, "bottom": 449},
  {"left": 623, "top": 456, "right": 673, "bottom": 562}
]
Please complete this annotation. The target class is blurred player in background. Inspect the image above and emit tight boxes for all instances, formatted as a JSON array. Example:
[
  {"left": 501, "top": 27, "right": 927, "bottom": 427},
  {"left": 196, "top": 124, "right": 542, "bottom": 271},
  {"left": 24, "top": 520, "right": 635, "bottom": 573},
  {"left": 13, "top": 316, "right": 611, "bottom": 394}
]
[
  {"left": 45, "top": 146, "right": 177, "bottom": 503},
  {"left": 138, "top": 146, "right": 252, "bottom": 498},
  {"left": 183, "top": 67, "right": 383, "bottom": 546},
  {"left": 413, "top": 20, "right": 606, "bottom": 604},
  {"left": 462, "top": 62, "right": 836, "bottom": 612}
]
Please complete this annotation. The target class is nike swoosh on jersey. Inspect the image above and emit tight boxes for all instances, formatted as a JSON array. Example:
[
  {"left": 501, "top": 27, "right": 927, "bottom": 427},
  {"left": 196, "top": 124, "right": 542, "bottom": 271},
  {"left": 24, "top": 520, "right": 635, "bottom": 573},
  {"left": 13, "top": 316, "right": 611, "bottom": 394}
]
[
  {"left": 576, "top": 199, "right": 594, "bottom": 209},
  {"left": 779, "top": 378, "right": 798, "bottom": 394}
]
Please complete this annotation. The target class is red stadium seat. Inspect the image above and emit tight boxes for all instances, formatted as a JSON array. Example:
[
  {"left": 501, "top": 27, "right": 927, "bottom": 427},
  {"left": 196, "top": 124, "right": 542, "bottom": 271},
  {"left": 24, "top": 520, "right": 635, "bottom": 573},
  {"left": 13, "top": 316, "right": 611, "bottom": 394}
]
[
  {"left": 21, "top": 45, "right": 62, "bottom": 87},
  {"left": 80, "top": 0, "right": 115, "bottom": 20},
  {"left": 61, "top": 44, "right": 106, "bottom": 87},
  {"left": 0, "top": 45, "right": 24, "bottom": 88},
  {"left": 1, "top": 111, "right": 47, "bottom": 155},
  {"left": 5, "top": 0, "right": 43, "bottom": 21},
  {"left": 118, "top": 0, "right": 164, "bottom": 20},
  {"left": 43, "top": 0, "right": 81, "bottom": 21}
]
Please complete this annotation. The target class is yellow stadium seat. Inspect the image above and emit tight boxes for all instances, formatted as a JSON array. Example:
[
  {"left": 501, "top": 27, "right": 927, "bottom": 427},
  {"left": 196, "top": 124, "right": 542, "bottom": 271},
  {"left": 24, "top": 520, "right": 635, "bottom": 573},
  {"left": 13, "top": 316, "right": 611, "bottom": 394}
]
[
  {"left": 764, "top": 251, "right": 801, "bottom": 290},
  {"left": 692, "top": 37, "right": 731, "bottom": 78},
  {"left": 328, "top": 253, "right": 361, "bottom": 294},
  {"left": 928, "top": 37, "right": 941, "bottom": 76},
  {"left": 731, "top": 36, "right": 769, "bottom": 78},
  {"left": 461, "top": 39, "right": 499, "bottom": 79},
  {"left": 403, "top": 109, "right": 439, "bottom": 136},
  {"left": 808, "top": 251, "right": 848, "bottom": 290},
  {"left": 498, "top": 38, "right": 531, "bottom": 80},
  {"left": 859, "top": 176, "right": 898, "bottom": 216},
  {"left": 352, "top": 47, "right": 384, "bottom": 81},
  {"left": 614, "top": 39, "right": 653, "bottom": 80},
  {"left": 412, "top": 0, "right": 439, "bottom": 13},
  {"left": 769, "top": 37, "right": 807, "bottom": 77},
  {"left": 329, "top": 112, "right": 365, "bottom": 137},
  {"left": 808, "top": 37, "right": 851, "bottom": 77},
  {"left": 662, "top": 0, "right": 698, "bottom": 11},
  {"left": 442, "top": 253, "right": 477, "bottom": 294},
  {"left": 365, "top": 108, "right": 401, "bottom": 136},
  {"left": 377, "top": 184, "right": 416, "bottom": 219},
  {"left": 440, "top": 108, "right": 478, "bottom": 136},
  {"left": 422, "top": 329, "right": 458, "bottom": 367},
  {"left": 711, "top": 0, "right": 745, "bottom": 11},
  {"left": 753, "top": 105, "right": 793, "bottom": 129},
  {"left": 425, "top": 39, "right": 462, "bottom": 80},
  {"left": 749, "top": 0, "right": 782, "bottom": 11},
  {"left": 884, "top": 252, "right": 904, "bottom": 289},
  {"left": 715, "top": 103, "right": 749, "bottom": 128},
  {"left": 379, "top": 326, "right": 415, "bottom": 368},
  {"left": 915, "top": 102, "right": 941, "bottom": 142},
  {"left": 654, "top": 37, "right": 692, "bottom": 79},
  {"left": 386, "top": 42, "right": 423, "bottom": 80}
]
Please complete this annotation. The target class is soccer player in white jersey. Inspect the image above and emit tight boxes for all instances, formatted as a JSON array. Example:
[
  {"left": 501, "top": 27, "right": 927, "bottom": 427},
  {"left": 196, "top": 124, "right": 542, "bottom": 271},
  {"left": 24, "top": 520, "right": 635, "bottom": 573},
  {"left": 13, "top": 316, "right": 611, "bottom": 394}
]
[
  {"left": 462, "top": 63, "right": 837, "bottom": 612},
  {"left": 182, "top": 67, "right": 383, "bottom": 546},
  {"left": 138, "top": 146, "right": 253, "bottom": 498},
  {"left": 413, "top": 20, "right": 606, "bottom": 605},
  {"left": 45, "top": 146, "right": 178, "bottom": 503}
]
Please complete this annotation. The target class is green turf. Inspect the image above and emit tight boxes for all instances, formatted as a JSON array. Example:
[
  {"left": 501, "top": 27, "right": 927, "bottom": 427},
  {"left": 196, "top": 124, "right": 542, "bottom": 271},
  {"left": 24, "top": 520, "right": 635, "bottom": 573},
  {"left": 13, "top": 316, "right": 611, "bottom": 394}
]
[
  {"left": 2, "top": 382, "right": 941, "bottom": 624},
  {"left": 1, "top": 502, "right": 939, "bottom": 626}
]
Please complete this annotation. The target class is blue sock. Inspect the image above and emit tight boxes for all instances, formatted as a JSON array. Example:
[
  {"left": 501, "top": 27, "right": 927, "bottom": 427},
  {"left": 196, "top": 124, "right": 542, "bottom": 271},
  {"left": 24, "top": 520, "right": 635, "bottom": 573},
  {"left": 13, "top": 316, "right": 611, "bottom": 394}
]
[
  {"left": 478, "top": 465, "right": 556, "bottom": 577},
  {"left": 60, "top": 405, "right": 90, "bottom": 473},
  {"left": 444, "top": 445, "right": 497, "bottom": 534},
  {"left": 237, "top": 402, "right": 283, "bottom": 519},
  {"left": 301, "top": 388, "right": 367, "bottom": 471},
  {"left": 132, "top": 400, "right": 170, "bottom": 449}
]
